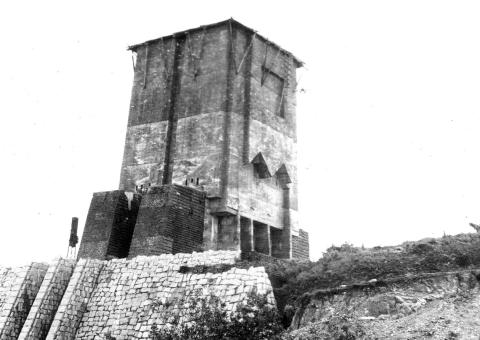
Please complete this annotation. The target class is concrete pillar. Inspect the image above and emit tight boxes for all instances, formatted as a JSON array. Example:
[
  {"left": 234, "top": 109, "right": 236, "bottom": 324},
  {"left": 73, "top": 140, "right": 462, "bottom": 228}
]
[
  {"left": 240, "top": 217, "right": 254, "bottom": 253},
  {"left": 253, "top": 222, "right": 270, "bottom": 255},
  {"left": 249, "top": 218, "right": 254, "bottom": 251},
  {"left": 267, "top": 225, "right": 272, "bottom": 256},
  {"left": 282, "top": 186, "right": 292, "bottom": 259},
  {"left": 235, "top": 213, "right": 241, "bottom": 250}
]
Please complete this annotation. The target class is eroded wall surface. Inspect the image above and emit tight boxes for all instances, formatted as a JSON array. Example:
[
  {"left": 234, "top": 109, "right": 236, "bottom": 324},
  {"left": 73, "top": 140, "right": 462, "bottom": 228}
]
[
  {"left": 290, "top": 270, "right": 480, "bottom": 339},
  {"left": 120, "top": 25, "right": 229, "bottom": 196},
  {"left": 120, "top": 21, "right": 300, "bottom": 234}
]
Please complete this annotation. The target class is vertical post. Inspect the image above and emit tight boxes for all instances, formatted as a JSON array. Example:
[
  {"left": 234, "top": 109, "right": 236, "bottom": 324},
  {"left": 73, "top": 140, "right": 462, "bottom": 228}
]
[
  {"left": 143, "top": 44, "right": 149, "bottom": 89},
  {"left": 242, "top": 32, "right": 255, "bottom": 164},
  {"left": 162, "top": 36, "right": 184, "bottom": 185},
  {"left": 211, "top": 217, "right": 216, "bottom": 246},
  {"left": 219, "top": 21, "right": 236, "bottom": 207},
  {"left": 235, "top": 213, "right": 241, "bottom": 251},
  {"left": 282, "top": 186, "right": 292, "bottom": 259},
  {"left": 267, "top": 225, "right": 272, "bottom": 256},
  {"left": 249, "top": 219, "right": 254, "bottom": 252}
]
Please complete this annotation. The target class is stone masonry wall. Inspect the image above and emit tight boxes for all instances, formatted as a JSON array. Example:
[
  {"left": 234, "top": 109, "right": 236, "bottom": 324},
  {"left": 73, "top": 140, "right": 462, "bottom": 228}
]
[
  {"left": 18, "top": 258, "right": 75, "bottom": 340},
  {"left": 42, "top": 250, "right": 272, "bottom": 340},
  {"left": 0, "top": 250, "right": 275, "bottom": 339},
  {"left": 0, "top": 263, "right": 48, "bottom": 340},
  {"left": 77, "top": 191, "right": 124, "bottom": 259},
  {"left": 45, "top": 259, "right": 104, "bottom": 340},
  {"left": 78, "top": 191, "right": 141, "bottom": 260},
  {"left": 0, "top": 268, "right": 20, "bottom": 312}
]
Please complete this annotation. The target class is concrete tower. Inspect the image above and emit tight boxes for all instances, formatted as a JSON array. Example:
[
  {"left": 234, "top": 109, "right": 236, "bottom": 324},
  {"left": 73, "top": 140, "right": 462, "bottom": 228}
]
[{"left": 78, "top": 19, "right": 309, "bottom": 260}]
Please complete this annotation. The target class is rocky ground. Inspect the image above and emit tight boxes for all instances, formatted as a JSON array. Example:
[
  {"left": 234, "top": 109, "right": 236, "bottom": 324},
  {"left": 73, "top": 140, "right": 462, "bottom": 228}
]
[
  {"left": 286, "top": 269, "right": 480, "bottom": 339},
  {"left": 362, "top": 292, "right": 480, "bottom": 339},
  {"left": 275, "top": 232, "right": 480, "bottom": 340}
]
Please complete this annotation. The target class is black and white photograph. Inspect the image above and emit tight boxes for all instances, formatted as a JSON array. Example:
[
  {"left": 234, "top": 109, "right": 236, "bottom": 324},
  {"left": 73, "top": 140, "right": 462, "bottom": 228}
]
[{"left": 1, "top": 1, "right": 480, "bottom": 338}]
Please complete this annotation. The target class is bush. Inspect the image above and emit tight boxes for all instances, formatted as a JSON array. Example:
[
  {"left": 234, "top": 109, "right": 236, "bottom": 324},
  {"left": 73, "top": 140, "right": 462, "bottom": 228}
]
[{"left": 150, "top": 290, "right": 284, "bottom": 340}]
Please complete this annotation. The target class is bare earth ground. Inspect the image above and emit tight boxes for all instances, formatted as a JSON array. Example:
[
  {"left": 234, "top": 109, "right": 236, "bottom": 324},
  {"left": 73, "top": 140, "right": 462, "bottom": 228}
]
[{"left": 363, "top": 293, "right": 480, "bottom": 339}]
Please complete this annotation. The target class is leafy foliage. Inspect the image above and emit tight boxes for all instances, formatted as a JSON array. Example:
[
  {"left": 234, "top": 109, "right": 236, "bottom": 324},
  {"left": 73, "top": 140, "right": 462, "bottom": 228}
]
[{"left": 150, "top": 290, "right": 283, "bottom": 340}]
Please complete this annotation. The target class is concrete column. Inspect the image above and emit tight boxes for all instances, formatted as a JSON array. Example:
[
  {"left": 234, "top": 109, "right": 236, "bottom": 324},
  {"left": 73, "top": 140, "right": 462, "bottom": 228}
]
[
  {"left": 249, "top": 218, "right": 254, "bottom": 251},
  {"left": 240, "top": 217, "right": 254, "bottom": 253},
  {"left": 282, "top": 186, "right": 292, "bottom": 259},
  {"left": 235, "top": 214, "right": 241, "bottom": 250},
  {"left": 253, "top": 222, "right": 270, "bottom": 255},
  {"left": 267, "top": 225, "right": 272, "bottom": 256}
]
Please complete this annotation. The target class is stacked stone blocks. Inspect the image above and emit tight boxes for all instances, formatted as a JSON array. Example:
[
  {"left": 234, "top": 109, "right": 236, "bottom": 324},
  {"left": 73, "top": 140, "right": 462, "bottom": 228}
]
[
  {"left": 0, "top": 254, "right": 275, "bottom": 339},
  {"left": 0, "top": 263, "right": 48, "bottom": 340},
  {"left": 45, "top": 259, "right": 104, "bottom": 340},
  {"left": 18, "top": 258, "right": 75, "bottom": 340}
]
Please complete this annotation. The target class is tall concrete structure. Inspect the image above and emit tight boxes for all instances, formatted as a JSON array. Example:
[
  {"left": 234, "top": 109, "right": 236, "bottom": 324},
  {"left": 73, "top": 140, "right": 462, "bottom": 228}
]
[{"left": 78, "top": 19, "right": 309, "bottom": 260}]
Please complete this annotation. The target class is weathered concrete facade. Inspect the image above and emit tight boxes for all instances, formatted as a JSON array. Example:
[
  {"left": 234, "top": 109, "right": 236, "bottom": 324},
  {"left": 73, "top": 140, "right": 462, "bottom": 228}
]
[{"left": 79, "top": 19, "right": 309, "bottom": 260}]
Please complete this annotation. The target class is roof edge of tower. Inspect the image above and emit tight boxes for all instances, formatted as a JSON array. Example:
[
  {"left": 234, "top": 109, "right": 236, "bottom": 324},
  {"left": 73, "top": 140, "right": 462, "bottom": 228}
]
[{"left": 127, "top": 18, "right": 304, "bottom": 68}]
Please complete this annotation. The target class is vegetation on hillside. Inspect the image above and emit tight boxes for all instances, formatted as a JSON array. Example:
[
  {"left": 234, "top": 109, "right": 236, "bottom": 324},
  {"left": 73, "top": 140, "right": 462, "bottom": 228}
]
[
  {"left": 150, "top": 291, "right": 284, "bottom": 340},
  {"left": 143, "top": 232, "right": 480, "bottom": 339},
  {"left": 239, "top": 233, "right": 480, "bottom": 326}
]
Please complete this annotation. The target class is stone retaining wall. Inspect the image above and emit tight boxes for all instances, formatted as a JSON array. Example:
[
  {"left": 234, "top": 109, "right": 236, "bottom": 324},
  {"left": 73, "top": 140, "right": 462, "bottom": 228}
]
[
  {"left": 18, "top": 258, "right": 76, "bottom": 340},
  {"left": 0, "top": 263, "right": 48, "bottom": 340},
  {"left": 45, "top": 259, "right": 104, "bottom": 340},
  {"left": 75, "top": 251, "right": 273, "bottom": 339},
  {"left": 0, "top": 250, "right": 274, "bottom": 339}
]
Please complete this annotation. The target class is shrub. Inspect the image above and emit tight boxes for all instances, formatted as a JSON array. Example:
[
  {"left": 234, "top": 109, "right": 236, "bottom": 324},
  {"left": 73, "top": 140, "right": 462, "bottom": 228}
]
[{"left": 150, "top": 290, "right": 284, "bottom": 340}]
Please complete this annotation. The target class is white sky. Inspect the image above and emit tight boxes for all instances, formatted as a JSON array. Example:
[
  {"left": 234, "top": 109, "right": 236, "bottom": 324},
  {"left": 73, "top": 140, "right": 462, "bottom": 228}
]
[{"left": 1, "top": 1, "right": 480, "bottom": 265}]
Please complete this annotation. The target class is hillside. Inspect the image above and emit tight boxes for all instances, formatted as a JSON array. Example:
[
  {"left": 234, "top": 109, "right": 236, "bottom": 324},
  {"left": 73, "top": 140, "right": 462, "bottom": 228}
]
[{"left": 241, "top": 232, "right": 480, "bottom": 338}]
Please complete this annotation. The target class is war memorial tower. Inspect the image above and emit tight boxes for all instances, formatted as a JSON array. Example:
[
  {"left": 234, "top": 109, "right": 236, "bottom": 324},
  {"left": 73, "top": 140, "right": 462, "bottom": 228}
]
[{"left": 78, "top": 19, "right": 309, "bottom": 260}]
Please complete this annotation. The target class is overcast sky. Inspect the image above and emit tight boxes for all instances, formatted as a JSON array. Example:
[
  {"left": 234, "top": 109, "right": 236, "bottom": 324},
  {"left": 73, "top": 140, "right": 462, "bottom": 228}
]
[{"left": 1, "top": 1, "right": 480, "bottom": 265}]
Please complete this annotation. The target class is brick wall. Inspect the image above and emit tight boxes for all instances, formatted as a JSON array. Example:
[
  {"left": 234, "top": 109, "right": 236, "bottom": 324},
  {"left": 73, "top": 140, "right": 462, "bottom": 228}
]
[
  {"left": 0, "top": 263, "right": 48, "bottom": 340},
  {"left": 129, "top": 185, "right": 205, "bottom": 257},
  {"left": 292, "top": 229, "right": 310, "bottom": 260},
  {"left": 18, "top": 258, "right": 75, "bottom": 340},
  {"left": 78, "top": 191, "right": 141, "bottom": 260}
]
